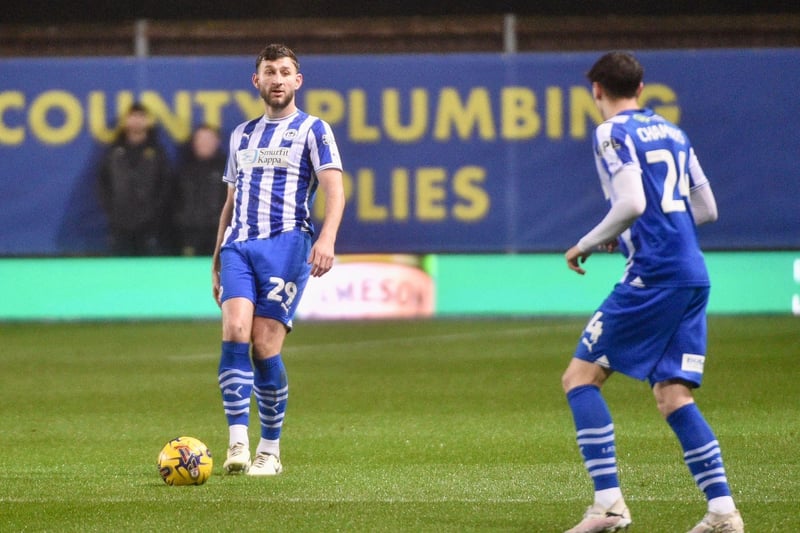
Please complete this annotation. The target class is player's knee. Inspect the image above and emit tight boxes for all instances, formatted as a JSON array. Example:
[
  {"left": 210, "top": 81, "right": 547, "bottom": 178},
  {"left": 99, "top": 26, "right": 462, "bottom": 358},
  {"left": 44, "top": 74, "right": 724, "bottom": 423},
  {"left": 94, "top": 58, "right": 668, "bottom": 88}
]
[
  {"left": 561, "top": 371, "right": 574, "bottom": 393},
  {"left": 222, "top": 319, "right": 251, "bottom": 342},
  {"left": 653, "top": 381, "right": 694, "bottom": 418},
  {"left": 561, "top": 369, "right": 594, "bottom": 394},
  {"left": 562, "top": 359, "right": 607, "bottom": 393},
  {"left": 251, "top": 342, "right": 281, "bottom": 360},
  {"left": 656, "top": 398, "right": 683, "bottom": 418}
]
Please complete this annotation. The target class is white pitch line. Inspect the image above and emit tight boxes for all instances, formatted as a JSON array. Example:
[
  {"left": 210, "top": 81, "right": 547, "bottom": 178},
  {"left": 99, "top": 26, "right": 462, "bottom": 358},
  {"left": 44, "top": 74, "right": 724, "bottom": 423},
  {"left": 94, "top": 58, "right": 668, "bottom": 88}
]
[
  {"left": 167, "top": 322, "right": 577, "bottom": 361},
  {"left": 0, "top": 494, "right": 787, "bottom": 504}
]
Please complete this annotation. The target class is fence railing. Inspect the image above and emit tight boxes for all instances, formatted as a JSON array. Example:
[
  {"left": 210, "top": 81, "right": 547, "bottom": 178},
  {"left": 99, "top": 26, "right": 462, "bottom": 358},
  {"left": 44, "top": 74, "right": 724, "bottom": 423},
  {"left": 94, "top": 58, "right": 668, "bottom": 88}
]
[{"left": 2, "top": 13, "right": 799, "bottom": 57}]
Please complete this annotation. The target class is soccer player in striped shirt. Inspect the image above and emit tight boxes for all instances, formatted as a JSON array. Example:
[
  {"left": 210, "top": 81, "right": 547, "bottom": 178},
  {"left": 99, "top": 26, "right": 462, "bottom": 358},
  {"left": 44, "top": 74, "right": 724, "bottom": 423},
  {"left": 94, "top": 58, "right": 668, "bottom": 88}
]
[
  {"left": 211, "top": 44, "right": 345, "bottom": 477},
  {"left": 561, "top": 52, "right": 743, "bottom": 533}
]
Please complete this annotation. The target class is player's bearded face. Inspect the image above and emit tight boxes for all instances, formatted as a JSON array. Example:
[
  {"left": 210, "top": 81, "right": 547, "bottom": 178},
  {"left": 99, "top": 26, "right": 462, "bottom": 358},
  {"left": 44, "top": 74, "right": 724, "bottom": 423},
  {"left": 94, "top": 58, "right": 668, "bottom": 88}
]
[
  {"left": 254, "top": 58, "right": 301, "bottom": 112},
  {"left": 259, "top": 83, "right": 294, "bottom": 109}
]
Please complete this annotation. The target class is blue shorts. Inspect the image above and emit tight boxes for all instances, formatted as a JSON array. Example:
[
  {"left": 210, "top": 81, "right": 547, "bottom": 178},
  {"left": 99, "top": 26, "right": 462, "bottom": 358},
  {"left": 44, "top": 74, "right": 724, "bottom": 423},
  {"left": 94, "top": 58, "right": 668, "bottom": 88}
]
[
  {"left": 219, "top": 230, "right": 312, "bottom": 328},
  {"left": 573, "top": 284, "right": 710, "bottom": 387}
]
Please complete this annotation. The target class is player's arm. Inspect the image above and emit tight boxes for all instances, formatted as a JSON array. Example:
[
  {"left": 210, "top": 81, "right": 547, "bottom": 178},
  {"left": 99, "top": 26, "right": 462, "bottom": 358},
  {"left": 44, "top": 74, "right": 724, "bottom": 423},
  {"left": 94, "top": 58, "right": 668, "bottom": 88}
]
[
  {"left": 308, "top": 168, "right": 345, "bottom": 278},
  {"left": 566, "top": 165, "right": 646, "bottom": 275},
  {"left": 689, "top": 182, "right": 718, "bottom": 225},
  {"left": 687, "top": 149, "right": 718, "bottom": 225},
  {"left": 211, "top": 185, "right": 235, "bottom": 305}
]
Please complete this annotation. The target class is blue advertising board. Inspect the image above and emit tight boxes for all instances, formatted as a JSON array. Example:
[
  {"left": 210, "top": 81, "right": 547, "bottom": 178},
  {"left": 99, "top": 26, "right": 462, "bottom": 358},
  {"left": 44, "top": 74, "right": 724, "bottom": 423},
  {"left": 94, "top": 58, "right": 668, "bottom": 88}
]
[{"left": 1, "top": 49, "right": 798, "bottom": 255}]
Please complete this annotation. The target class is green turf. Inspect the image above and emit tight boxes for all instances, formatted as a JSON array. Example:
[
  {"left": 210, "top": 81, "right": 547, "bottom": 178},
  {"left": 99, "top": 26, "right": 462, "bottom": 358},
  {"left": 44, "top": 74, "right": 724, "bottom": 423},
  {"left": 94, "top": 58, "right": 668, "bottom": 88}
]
[{"left": 0, "top": 316, "right": 797, "bottom": 531}]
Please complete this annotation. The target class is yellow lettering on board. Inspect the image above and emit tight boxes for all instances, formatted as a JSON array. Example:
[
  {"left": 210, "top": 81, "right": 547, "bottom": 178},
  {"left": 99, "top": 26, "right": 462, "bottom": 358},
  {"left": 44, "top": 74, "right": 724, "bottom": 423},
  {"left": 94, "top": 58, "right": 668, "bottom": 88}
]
[
  {"left": 195, "top": 91, "right": 231, "bottom": 129},
  {"left": 391, "top": 168, "right": 410, "bottom": 220},
  {"left": 434, "top": 87, "right": 496, "bottom": 141},
  {"left": 305, "top": 89, "right": 345, "bottom": 125},
  {"left": 28, "top": 90, "right": 83, "bottom": 145},
  {"left": 545, "top": 86, "right": 563, "bottom": 139},
  {"left": 452, "top": 166, "right": 490, "bottom": 221},
  {"left": 501, "top": 87, "right": 539, "bottom": 139},
  {"left": 0, "top": 91, "right": 25, "bottom": 145},
  {"left": 233, "top": 90, "right": 264, "bottom": 120},
  {"left": 416, "top": 167, "right": 447, "bottom": 220},
  {"left": 349, "top": 89, "right": 380, "bottom": 142},
  {"left": 141, "top": 90, "right": 191, "bottom": 142},
  {"left": 383, "top": 88, "right": 428, "bottom": 143},
  {"left": 357, "top": 168, "right": 388, "bottom": 221},
  {"left": 87, "top": 91, "right": 136, "bottom": 144},
  {"left": 640, "top": 84, "right": 680, "bottom": 124},
  {"left": 569, "top": 86, "right": 601, "bottom": 139}
]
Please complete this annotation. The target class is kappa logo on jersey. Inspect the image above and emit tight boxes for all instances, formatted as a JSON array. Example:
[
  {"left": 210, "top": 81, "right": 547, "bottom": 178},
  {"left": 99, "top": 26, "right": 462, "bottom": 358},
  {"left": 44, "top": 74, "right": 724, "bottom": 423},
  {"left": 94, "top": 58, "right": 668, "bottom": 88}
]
[
  {"left": 283, "top": 129, "right": 298, "bottom": 141},
  {"left": 321, "top": 134, "right": 331, "bottom": 145},
  {"left": 237, "top": 147, "right": 290, "bottom": 168}
]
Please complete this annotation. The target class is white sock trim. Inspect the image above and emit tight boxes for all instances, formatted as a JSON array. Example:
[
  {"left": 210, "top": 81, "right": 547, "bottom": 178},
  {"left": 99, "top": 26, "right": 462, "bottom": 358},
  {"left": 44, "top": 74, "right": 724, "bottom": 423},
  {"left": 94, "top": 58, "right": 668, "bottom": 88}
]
[
  {"left": 256, "top": 438, "right": 280, "bottom": 458},
  {"left": 229, "top": 424, "right": 249, "bottom": 447},
  {"left": 595, "top": 487, "right": 623, "bottom": 509},
  {"left": 708, "top": 495, "right": 736, "bottom": 515}
]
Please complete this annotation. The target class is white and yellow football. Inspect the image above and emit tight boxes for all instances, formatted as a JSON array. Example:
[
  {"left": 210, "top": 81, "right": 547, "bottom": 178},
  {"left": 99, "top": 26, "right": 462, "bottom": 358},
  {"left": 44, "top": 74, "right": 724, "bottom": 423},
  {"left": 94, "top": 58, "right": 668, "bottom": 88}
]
[{"left": 157, "top": 436, "right": 213, "bottom": 486}]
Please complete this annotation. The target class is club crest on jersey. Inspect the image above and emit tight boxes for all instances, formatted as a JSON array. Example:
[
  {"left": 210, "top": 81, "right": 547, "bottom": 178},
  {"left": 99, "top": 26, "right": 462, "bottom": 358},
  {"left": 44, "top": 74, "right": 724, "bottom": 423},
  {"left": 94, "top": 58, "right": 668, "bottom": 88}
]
[
  {"left": 283, "top": 129, "right": 298, "bottom": 141},
  {"left": 237, "top": 147, "right": 290, "bottom": 168}
]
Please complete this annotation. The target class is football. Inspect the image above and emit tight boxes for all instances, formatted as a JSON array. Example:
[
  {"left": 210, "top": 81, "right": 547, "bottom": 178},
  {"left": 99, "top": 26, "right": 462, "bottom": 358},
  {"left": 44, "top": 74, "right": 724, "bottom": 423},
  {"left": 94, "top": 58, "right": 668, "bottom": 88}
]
[{"left": 157, "top": 436, "right": 213, "bottom": 486}]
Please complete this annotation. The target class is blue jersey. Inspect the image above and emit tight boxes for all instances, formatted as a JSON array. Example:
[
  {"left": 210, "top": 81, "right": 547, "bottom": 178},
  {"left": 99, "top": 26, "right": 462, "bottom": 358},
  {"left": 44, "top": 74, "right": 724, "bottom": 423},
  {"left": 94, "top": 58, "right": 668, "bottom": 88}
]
[
  {"left": 222, "top": 110, "right": 342, "bottom": 245},
  {"left": 593, "top": 108, "right": 710, "bottom": 287}
]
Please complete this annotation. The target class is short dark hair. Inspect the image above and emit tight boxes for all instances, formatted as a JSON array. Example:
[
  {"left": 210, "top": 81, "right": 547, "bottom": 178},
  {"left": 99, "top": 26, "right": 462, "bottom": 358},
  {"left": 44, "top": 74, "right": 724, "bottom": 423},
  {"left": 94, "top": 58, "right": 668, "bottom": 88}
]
[
  {"left": 586, "top": 51, "right": 643, "bottom": 99},
  {"left": 193, "top": 123, "right": 220, "bottom": 137},
  {"left": 128, "top": 101, "right": 148, "bottom": 114},
  {"left": 255, "top": 43, "right": 299, "bottom": 72}
]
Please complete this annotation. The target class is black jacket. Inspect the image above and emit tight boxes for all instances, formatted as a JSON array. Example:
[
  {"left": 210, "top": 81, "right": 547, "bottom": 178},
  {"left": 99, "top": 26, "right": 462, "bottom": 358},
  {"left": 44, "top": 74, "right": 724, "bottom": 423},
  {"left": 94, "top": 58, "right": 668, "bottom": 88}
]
[
  {"left": 173, "top": 150, "right": 228, "bottom": 232},
  {"left": 98, "top": 135, "right": 172, "bottom": 233}
]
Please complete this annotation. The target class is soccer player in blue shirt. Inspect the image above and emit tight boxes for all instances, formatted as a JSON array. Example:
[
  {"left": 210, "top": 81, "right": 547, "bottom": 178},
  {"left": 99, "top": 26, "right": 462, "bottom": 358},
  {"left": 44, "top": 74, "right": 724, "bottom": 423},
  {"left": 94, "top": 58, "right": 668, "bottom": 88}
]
[
  {"left": 211, "top": 44, "right": 345, "bottom": 476},
  {"left": 561, "top": 52, "right": 743, "bottom": 533}
]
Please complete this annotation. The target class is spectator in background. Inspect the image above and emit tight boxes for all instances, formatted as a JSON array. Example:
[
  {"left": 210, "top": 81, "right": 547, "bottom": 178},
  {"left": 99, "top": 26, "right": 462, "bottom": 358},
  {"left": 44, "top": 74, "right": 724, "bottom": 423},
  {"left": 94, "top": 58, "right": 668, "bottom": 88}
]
[
  {"left": 173, "top": 125, "right": 228, "bottom": 256},
  {"left": 98, "top": 102, "right": 173, "bottom": 256}
]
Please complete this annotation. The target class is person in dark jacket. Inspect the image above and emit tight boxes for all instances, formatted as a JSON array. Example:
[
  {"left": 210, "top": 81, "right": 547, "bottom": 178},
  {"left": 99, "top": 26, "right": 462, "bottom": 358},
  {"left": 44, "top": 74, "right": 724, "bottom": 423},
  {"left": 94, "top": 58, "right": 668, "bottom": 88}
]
[
  {"left": 98, "top": 102, "right": 173, "bottom": 256},
  {"left": 173, "top": 124, "right": 228, "bottom": 256}
]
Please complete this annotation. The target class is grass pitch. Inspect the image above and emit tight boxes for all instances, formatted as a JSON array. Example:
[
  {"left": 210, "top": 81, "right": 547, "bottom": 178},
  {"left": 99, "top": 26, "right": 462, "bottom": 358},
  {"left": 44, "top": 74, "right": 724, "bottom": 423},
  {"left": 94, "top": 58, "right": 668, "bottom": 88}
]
[{"left": 0, "top": 316, "right": 797, "bottom": 531}]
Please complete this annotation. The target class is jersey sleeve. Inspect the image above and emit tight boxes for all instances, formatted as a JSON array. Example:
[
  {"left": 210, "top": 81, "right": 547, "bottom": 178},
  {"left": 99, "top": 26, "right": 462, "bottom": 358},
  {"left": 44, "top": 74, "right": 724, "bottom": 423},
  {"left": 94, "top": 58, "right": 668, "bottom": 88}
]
[
  {"left": 594, "top": 120, "right": 638, "bottom": 177},
  {"left": 687, "top": 146, "right": 709, "bottom": 190},
  {"left": 577, "top": 164, "right": 646, "bottom": 252},
  {"left": 222, "top": 129, "right": 239, "bottom": 185},
  {"left": 307, "top": 119, "right": 342, "bottom": 173}
]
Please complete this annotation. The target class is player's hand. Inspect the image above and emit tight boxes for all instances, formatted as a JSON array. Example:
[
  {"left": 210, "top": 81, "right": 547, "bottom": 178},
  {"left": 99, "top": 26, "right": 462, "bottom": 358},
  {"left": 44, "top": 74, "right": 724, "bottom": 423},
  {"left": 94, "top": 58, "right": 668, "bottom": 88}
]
[
  {"left": 308, "top": 240, "right": 335, "bottom": 277},
  {"left": 602, "top": 240, "right": 619, "bottom": 253},
  {"left": 565, "top": 245, "right": 590, "bottom": 275},
  {"left": 212, "top": 269, "right": 222, "bottom": 307}
]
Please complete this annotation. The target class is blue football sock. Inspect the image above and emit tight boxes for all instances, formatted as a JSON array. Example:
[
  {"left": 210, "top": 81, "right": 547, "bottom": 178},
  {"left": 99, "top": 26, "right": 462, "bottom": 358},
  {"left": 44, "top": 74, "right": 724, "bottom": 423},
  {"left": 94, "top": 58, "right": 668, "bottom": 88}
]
[
  {"left": 566, "top": 384, "right": 620, "bottom": 491},
  {"left": 218, "top": 341, "right": 253, "bottom": 428},
  {"left": 253, "top": 354, "right": 288, "bottom": 442},
  {"left": 667, "top": 402, "right": 732, "bottom": 501}
]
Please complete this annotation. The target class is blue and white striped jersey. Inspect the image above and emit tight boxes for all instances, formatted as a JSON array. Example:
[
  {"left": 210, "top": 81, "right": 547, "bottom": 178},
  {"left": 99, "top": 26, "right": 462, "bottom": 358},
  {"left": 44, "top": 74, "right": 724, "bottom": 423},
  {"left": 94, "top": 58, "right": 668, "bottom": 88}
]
[
  {"left": 222, "top": 110, "right": 342, "bottom": 245},
  {"left": 593, "top": 108, "right": 710, "bottom": 287}
]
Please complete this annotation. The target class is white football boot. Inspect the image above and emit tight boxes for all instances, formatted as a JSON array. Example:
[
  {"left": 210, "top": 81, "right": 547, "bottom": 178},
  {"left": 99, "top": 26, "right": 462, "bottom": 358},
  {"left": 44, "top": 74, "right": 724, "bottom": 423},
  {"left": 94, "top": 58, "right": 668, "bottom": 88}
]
[
  {"left": 687, "top": 510, "right": 744, "bottom": 533},
  {"left": 246, "top": 452, "right": 283, "bottom": 476},
  {"left": 223, "top": 442, "right": 250, "bottom": 473},
  {"left": 565, "top": 498, "right": 632, "bottom": 533}
]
